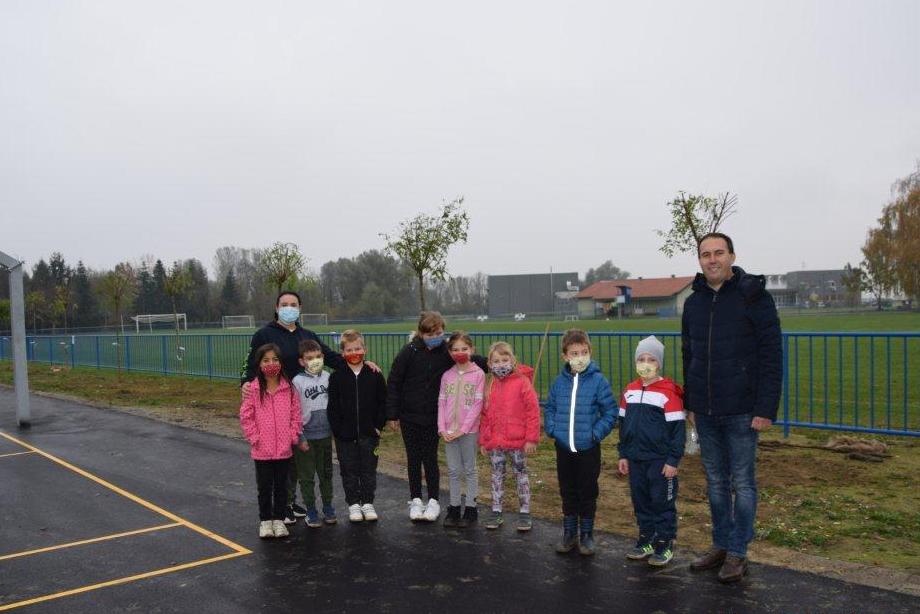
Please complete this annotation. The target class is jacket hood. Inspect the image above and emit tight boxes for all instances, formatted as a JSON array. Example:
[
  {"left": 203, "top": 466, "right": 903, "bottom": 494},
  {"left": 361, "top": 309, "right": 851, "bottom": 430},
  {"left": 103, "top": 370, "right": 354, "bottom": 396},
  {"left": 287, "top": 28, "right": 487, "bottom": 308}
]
[
  {"left": 627, "top": 376, "right": 684, "bottom": 397},
  {"left": 514, "top": 364, "right": 535, "bottom": 382},
  {"left": 692, "top": 266, "right": 766, "bottom": 301}
]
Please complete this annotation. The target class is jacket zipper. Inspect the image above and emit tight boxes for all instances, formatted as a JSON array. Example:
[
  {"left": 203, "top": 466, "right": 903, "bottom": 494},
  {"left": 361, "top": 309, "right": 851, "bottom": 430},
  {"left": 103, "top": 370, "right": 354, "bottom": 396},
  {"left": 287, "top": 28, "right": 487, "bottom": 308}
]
[
  {"left": 354, "top": 368, "right": 360, "bottom": 439},
  {"left": 707, "top": 292, "right": 718, "bottom": 415},
  {"left": 568, "top": 373, "right": 579, "bottom": 453}
]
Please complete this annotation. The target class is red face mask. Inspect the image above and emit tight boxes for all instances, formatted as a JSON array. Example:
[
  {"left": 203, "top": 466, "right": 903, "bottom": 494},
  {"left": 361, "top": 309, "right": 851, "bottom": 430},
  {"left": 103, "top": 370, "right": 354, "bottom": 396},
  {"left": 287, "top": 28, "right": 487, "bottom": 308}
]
[
  {"left": 261, "top": 363, "right": 282, "bottom": 378},
  {"left": 450, "top": 351, "right": 470, "bottom": 365},
  {"left": 344, "top": 351, "right": 365, "bottom": 366}
]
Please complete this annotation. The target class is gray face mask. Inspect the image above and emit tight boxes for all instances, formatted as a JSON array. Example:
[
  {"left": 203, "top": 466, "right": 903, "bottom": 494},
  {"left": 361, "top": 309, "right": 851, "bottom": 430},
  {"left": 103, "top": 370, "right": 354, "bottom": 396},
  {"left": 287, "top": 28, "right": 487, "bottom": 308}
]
[{"left": 490, "top": 364, "right": 513, "bottom": 378}]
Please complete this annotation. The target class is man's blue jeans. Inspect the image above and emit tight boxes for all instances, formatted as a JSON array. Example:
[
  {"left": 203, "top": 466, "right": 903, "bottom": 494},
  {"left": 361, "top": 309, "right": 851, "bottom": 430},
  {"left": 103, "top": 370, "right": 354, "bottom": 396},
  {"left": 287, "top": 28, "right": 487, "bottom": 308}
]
[{"left": 694, "top": 412, "right": 758, "bottom": 558}]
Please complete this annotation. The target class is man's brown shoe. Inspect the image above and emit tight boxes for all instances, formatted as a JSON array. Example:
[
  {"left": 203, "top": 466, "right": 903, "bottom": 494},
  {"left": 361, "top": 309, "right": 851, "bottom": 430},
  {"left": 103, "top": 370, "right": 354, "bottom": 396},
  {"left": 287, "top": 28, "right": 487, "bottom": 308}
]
[
  {"left": 689, "top": 548, "right": 726, "bottom": 571},
  {"left": 717, "top": 555, "right": 749, "bottom": 583}
]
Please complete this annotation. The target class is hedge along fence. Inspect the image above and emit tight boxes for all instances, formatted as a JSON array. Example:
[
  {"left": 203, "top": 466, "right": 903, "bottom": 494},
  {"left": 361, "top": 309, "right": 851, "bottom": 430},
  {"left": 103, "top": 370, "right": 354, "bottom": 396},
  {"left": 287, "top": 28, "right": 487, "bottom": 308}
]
[{"left": 2, "top": 331, "right": 918, "bottom": 437}]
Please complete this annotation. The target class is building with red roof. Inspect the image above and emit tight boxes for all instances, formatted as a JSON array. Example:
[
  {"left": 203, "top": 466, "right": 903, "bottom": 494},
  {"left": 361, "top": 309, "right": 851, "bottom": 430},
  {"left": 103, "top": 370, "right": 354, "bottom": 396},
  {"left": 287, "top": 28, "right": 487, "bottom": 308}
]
[{"left": 575, "top": 276, "right": 695, "bottom": 318}]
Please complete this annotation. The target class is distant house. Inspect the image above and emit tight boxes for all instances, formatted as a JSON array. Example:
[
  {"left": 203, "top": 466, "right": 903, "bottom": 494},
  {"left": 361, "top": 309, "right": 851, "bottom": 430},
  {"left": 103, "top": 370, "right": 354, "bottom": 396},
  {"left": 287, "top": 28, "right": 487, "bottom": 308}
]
[{"left": 576, "top": 276, "right": 695, "bottom": 318}]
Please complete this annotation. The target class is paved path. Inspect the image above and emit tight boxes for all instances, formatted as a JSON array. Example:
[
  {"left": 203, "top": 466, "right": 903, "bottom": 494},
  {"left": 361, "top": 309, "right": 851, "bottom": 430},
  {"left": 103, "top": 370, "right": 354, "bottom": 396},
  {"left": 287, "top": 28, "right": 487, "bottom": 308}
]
[{"left": 1, "top": 390, "right": 917, "bottom": 613}]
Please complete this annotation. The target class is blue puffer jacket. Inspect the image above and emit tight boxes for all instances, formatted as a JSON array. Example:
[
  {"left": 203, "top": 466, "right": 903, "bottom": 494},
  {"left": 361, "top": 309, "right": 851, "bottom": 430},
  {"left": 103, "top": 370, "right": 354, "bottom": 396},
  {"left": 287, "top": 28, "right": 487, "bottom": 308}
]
[
  {"left": 681, "top": 266, "right": 783, "bottom": 420},
  {"left": 543, "top": 361, "right": 617, "bottom": 452}
]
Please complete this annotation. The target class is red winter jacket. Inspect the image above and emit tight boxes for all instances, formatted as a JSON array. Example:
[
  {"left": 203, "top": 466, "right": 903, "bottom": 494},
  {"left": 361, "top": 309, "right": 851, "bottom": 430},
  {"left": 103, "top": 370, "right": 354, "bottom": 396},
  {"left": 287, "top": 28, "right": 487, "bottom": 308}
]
[
  {"left": 479, "top": 365, "right": 541, "bottom": 451},
  {"left": 239, "top": 378, "right": 303, "bottom": 460}
]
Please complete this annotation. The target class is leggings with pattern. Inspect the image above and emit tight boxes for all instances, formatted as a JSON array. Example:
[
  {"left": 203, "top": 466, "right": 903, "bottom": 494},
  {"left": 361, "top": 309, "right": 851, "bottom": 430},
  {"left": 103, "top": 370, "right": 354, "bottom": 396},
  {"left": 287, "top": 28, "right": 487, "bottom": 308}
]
[{"left": 489, "top": 448, "right": 531, "bottom": 513}]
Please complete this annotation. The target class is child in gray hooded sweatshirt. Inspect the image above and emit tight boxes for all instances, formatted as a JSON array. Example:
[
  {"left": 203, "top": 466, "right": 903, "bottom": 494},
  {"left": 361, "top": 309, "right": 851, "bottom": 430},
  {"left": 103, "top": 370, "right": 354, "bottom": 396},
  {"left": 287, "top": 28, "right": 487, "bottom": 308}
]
[{"left": 291, "top": 339, "right": 336, "bottom": 526}]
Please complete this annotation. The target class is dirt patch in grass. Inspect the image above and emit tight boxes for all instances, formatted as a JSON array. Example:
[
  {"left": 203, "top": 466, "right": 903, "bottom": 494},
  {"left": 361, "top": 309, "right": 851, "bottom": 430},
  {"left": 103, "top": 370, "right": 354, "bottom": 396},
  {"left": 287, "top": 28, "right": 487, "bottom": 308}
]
[{"left": 3, "top": 363, "right": 919, "bottom": 595}]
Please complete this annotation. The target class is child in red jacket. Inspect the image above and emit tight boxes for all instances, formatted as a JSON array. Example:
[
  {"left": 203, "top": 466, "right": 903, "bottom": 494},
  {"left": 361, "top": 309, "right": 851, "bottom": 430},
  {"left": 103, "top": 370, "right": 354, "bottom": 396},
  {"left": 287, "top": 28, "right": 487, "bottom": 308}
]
[
  {"left": 479, "top": 341, "right": 541, "bottom": 532},
  {"left": 240, "top": 343, "right": 304, "bottom": 539}
]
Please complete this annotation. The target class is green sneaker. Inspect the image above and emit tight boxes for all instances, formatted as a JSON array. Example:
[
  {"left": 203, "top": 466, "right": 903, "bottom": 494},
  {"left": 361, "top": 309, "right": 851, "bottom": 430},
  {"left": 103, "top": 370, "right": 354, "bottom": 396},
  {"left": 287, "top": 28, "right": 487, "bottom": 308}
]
[
  {"left": 485, "top": 510, "right": 504, "bottom": 530},
  {"left": 626, "top": 542, "right": 654, "bottom": 560},
  {"left": 648, "top": 541, "right": 673, "bottom": 566}
]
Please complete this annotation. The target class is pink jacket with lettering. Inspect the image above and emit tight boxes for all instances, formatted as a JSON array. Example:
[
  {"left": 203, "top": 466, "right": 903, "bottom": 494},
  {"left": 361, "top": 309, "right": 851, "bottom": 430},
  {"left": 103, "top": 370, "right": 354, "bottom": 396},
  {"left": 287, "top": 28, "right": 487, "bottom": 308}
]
[
  {"left": 437, "top": 363, "right": 486, "bottom": 435},
  {"left": 479, "top": 364, "right": 541, "bottom": 450},
  {"left": 239, "top": 378, "right": 303, "bottom": 460}
]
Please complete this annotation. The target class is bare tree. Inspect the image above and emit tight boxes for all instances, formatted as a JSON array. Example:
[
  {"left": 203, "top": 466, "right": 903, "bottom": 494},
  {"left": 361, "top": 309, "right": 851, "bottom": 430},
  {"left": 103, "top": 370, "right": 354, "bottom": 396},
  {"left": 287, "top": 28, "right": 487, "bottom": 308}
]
[
  {"left": 381, "top": 197, "right": 470, "bottom": 310},
  {"left": 657, "top": 192, "right": 738, "bottom": 257},
  {"left": 260, "top": 242, "right": 306, "bottom": 295},
  {"left": 163, "top": 261, "right": 192, "bottom": 368}
]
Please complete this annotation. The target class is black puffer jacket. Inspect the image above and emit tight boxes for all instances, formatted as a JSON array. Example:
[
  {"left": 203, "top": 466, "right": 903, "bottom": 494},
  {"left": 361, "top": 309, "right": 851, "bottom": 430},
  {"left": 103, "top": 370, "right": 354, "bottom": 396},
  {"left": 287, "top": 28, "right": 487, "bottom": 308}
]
[
  {"left": 385, "top": 337, "right": 488, "bottom": 426},
  {"left": 681, "top": 266, "right": 782, "bottom": 420}
]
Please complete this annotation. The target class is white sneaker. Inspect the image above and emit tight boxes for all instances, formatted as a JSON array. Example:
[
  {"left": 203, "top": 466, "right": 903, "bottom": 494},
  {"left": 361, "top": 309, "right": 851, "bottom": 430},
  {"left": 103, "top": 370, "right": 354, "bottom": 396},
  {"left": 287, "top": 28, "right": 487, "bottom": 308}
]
[
  {"left": 349, "top": 503, "right": 364, "bottom": 522},
  {"left": 361, "top": 503, "right": 378, "bottom": 521},
  {"left": 259, "top": 521, "right": 274, "bottom": 538},
  {"left": 408, "top": 498, "right": 425, "bottom": 521},
  {"left": 423, "top": 498, "right": 441, "bottom": 522},
  {"left": 271, "top": 519, "right": 289, "bottom": 537}
]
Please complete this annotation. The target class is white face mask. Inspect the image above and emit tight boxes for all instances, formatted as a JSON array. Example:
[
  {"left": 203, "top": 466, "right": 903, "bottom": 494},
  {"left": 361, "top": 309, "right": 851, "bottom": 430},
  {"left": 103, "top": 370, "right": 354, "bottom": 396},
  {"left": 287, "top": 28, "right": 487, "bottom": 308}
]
[
  {"left": 568, "top": 355, "right": 590, "bottom": 373},
  {"left": 306, "top": 357, "right": 324, "bottom": 375},
  {"left": 636, "top": 362, "right": 659, "bottom": 379}
]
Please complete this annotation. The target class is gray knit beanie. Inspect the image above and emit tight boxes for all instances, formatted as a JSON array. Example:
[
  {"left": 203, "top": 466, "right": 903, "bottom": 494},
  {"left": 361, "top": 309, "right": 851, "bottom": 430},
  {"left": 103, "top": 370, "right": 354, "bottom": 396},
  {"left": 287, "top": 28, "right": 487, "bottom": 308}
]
[{"left": 635, "top": 335, "right": 665, "bottom": 370}]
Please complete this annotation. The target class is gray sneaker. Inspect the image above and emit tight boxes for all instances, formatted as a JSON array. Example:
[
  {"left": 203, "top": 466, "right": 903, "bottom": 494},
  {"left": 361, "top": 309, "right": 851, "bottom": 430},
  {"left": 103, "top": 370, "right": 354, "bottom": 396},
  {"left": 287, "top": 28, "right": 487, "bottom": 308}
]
[
  {"left": 516, "top": 513, "right": 532, "bottom": 532},
  {"left": 485, "top": 510, "right": 504, "bottom": 530}
]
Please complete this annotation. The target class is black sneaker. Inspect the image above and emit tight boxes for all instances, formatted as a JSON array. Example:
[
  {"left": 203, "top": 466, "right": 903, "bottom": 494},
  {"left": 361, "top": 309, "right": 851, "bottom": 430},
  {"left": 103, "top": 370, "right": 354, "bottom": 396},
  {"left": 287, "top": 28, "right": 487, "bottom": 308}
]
[
  {"left": 461, "top": 506, "right": 478, "bottom": 528},
  {"left": 443, "top": 505, "right": 462, "bottom": 528},
  {"left": 282, "top": 506, "right": 297, "bottom": 525},
  {"left": 291, "top": 503, "right": 307, "bottom": 518}
]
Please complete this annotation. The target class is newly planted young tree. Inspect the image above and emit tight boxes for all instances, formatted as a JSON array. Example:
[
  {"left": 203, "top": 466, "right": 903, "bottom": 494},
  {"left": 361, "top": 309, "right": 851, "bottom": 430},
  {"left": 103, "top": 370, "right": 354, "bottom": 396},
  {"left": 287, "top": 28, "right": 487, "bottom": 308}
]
[
  {"left": 381, "top": 197, "right": 470, "bottom": 310},
  {"left": 97, "top": 264, "right": 137, "bottom": 371},
  {"left": 260, "top": 242, "right": 306, "bottom": 295},
  {"left": 163, "top": 262, "right": 192, "bottom": 367},
  {"left": 657, "top": 192, "right": 738, "bottom": 257}
]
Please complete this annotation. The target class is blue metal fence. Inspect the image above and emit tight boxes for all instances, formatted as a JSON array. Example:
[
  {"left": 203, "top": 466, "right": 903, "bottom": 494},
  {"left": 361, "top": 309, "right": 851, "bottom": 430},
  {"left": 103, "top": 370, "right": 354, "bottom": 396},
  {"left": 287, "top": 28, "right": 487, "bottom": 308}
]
[{"left": 1, "top": 331, "right": 917, "bottom": 437}]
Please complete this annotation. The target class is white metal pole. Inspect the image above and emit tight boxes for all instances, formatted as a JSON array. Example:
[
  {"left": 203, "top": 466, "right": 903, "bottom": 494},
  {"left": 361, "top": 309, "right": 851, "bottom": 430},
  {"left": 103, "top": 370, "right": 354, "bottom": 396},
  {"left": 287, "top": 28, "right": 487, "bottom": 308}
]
[{"left": 0, "top": 252, "right": 31, "bottom": 428}]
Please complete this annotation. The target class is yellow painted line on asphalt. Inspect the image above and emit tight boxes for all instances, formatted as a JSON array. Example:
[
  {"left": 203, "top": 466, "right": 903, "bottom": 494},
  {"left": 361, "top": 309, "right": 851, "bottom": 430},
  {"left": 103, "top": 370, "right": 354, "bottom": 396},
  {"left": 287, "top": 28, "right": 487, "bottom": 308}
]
[
  {"left": 0, "top": 523, "right": 182, "bottom": 562},
  {"left": 0, "top": 430, "right": 251, "bottom": 556},
  {"left": 0, "top": 551, "right": 249, "bottom": 611},
  {"left": 0, "top": 451, "right": 36, "bottom": 459}
]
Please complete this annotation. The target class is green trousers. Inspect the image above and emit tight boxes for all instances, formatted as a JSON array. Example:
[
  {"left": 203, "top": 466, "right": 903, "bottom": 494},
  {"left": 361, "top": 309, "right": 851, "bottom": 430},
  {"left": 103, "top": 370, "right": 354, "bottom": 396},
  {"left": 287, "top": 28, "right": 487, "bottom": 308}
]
[{"left": 288, "top": 436, "right": 334, "bottom": 509}]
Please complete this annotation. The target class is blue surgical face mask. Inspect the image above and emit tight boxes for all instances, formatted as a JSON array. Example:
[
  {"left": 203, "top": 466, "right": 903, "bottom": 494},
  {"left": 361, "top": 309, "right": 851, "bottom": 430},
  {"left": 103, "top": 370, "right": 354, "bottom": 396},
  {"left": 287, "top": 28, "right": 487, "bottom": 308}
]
[
  {"left": 278, "top": 306, "right": 300, "bottom": 325},
  {"left": 424, "top": 336, "right": 444, "bottom": 349}
]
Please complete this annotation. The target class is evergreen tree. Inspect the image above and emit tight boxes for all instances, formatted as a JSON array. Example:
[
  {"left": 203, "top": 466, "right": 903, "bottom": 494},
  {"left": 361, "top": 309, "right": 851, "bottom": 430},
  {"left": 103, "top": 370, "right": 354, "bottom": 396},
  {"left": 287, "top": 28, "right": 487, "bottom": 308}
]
[
  {"left": 71, "top": 261, "right": 99, "bottom": 327},
  {"left": 134, "top": 263, "right": 157, "bottom": 315},
  {"left": 152, "top": 259, "right": 169, "bottom": 313},
  {"left": 219, "top": 270, "right": 242, "bottom": 315}
]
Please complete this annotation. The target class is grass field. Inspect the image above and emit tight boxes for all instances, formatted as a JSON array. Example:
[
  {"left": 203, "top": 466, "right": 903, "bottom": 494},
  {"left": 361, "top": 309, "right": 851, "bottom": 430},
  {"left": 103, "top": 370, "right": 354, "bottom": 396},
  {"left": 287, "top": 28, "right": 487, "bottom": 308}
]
[
  {"left": 8, "top": 311, "right": 919, "bottom": 435},
  {"left": 2, "top": 362, "right": 918, "bottom": 573}
]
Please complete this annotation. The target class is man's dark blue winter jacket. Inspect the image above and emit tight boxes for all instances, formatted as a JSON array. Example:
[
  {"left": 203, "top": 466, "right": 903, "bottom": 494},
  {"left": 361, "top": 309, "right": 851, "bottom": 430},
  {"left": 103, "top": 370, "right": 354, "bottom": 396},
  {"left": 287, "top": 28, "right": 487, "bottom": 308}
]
[{"left": 681, "top": 266, "right": 782, "bottom": 420}]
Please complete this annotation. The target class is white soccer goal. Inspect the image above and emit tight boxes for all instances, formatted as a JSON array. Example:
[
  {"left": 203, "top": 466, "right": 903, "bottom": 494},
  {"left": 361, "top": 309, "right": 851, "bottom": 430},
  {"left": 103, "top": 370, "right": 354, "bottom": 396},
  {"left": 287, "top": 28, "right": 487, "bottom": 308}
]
[
  {"left": 300, "top": 313, "right": 328, "bottom": 327},
  {"left": 564, "top": 314, "right": 580, "bottom": 321},
  {"left": 222, "top": 315, "right": 255, "bottom": 329},
  {"left": 132, "top": 313, "right": 187, "bottom": 333}
]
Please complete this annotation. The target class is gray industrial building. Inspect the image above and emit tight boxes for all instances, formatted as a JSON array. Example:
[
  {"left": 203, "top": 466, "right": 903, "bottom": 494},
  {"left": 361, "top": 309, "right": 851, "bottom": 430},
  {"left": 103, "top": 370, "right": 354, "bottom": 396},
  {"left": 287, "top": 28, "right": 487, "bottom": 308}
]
[{"left": 487, "top": 272, "right": 579, "bottom": 318}]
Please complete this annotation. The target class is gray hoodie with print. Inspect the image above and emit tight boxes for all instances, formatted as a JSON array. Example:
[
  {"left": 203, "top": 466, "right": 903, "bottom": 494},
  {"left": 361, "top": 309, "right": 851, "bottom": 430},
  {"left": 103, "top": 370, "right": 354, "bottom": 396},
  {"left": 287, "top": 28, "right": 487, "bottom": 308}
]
[{"left": 292, "top": 370, "right": 331, "bottom": 440}]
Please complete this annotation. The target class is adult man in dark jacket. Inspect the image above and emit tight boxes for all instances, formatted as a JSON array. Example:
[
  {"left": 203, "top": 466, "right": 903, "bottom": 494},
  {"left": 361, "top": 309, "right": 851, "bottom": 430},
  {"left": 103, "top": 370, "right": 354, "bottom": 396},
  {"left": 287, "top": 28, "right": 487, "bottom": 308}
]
[{"left": 681, "top": 233, "right": 782, "bottom": 583}]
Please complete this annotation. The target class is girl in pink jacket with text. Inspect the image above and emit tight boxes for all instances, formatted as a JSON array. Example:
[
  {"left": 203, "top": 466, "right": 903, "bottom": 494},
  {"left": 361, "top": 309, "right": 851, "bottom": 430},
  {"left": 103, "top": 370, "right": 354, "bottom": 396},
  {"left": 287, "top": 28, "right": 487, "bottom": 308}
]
[
  {"left": 438, "top": 331, "right": 486, "bottom": 529},
  {"left": 479, "top": 341, "right": 541, "bottom": 532},
  {"left": 240, "top": 343, "right": 304, "bottom": 539}
]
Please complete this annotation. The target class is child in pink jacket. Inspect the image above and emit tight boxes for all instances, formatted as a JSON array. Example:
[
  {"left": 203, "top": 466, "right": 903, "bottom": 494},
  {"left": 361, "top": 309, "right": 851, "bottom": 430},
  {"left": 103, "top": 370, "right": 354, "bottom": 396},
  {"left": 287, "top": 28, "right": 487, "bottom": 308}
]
[
  {"left": 479, "top": 341, "right": 541, "bottom": 532},
  {"left": 240, "top": 343, "right": 304, "bottom": 539},
  {"left": 438, "top": 331, "right": 486, "bottom": 528}
]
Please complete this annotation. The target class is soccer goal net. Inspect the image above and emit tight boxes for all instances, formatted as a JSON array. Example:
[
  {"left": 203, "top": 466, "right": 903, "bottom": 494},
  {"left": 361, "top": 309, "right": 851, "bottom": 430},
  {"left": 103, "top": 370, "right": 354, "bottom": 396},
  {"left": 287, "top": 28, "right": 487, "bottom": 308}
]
[
  {"left": 300, "top": 313, "right": 328, "bottom": 327},
  {"left": 132, "top": 313, "right": 187, "bottom": 333},
  {"left": 222, "top": 315, "right": 255, "bottom": 329},
  {"left": 564, "top": 314, "right": 580, "bottom": 321}
]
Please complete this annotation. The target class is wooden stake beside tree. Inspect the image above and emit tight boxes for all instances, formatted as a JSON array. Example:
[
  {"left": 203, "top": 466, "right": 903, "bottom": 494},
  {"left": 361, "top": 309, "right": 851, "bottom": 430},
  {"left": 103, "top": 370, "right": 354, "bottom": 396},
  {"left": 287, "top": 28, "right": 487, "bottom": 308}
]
[{"left": 381, "top": 197, "right": 470, "bottom": 310}]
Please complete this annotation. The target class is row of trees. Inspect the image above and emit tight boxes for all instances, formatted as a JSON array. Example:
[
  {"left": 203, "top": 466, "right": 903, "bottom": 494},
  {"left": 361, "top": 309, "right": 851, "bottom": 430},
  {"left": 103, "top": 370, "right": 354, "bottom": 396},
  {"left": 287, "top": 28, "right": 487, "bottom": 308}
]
[{"left": 843, "top": 165, "right": 920, "bottom": 309}]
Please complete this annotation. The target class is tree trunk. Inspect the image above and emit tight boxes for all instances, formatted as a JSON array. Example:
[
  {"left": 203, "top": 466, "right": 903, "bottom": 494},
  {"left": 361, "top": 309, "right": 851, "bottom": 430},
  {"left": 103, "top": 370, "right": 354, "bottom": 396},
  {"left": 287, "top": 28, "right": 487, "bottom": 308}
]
[
  {"left": 417, "top": 271, "right": 426, "bottom": 310},
  {"left": 172, "top": 297, "right": 183, "bottom": 372}
]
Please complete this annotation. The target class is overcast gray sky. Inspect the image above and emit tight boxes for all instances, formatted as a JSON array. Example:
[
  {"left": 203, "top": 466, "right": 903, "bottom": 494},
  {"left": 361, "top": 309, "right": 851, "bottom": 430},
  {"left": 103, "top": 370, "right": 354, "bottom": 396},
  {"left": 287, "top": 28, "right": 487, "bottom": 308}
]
[{"left": 1, "top": 0, "right": 918, "bottom": 282}]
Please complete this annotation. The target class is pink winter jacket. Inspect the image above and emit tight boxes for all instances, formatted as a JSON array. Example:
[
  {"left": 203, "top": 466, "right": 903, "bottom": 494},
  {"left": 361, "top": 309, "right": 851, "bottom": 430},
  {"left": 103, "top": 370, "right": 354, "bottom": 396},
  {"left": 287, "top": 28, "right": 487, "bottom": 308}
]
[
  {"left": 239, "top": 378, "right": 303, "bottom": 460},
  {"left": 479, "top": 364, "right": 541, "bottom": 450},
  {"left": 437, "top": 363, "right": 485, "bottom": 435}
]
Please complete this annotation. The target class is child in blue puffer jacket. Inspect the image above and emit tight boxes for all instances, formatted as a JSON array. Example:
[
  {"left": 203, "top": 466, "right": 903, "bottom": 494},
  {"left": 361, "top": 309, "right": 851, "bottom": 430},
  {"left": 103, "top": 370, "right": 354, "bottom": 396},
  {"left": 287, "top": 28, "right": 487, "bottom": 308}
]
[{"left": 543, "top": 329, "right": 617, "bottom": 556}]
